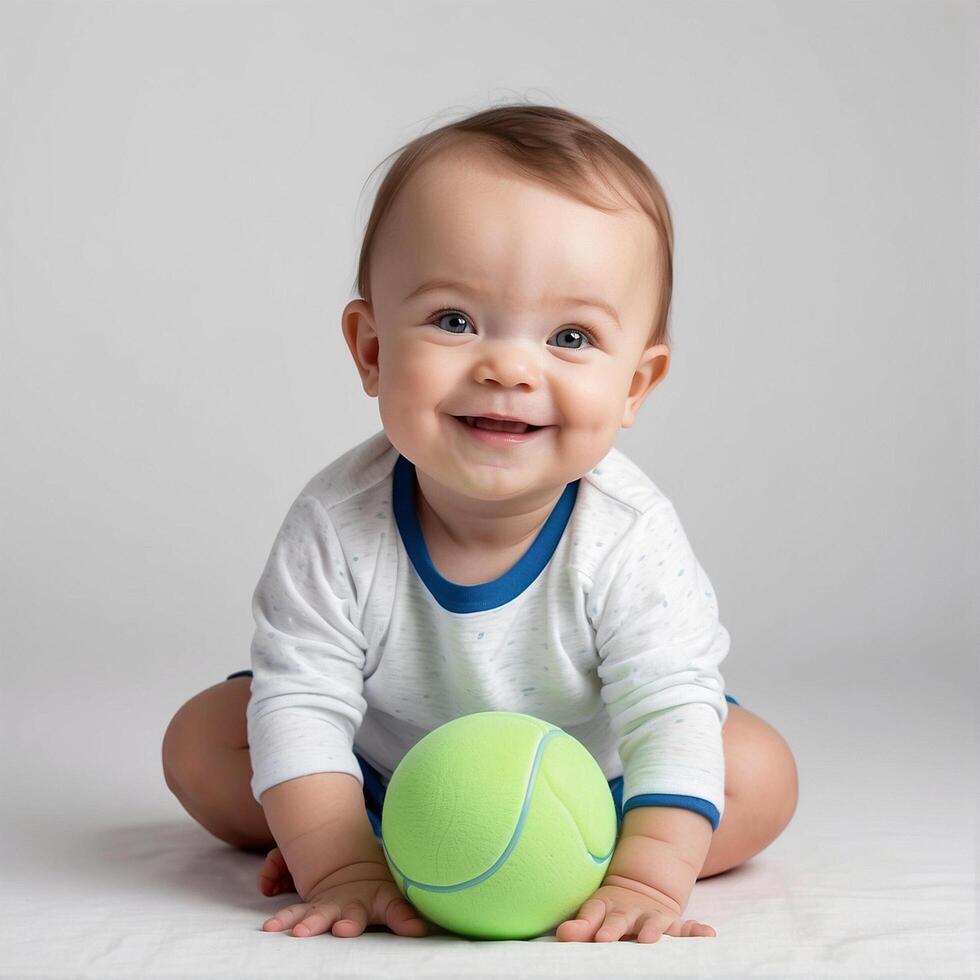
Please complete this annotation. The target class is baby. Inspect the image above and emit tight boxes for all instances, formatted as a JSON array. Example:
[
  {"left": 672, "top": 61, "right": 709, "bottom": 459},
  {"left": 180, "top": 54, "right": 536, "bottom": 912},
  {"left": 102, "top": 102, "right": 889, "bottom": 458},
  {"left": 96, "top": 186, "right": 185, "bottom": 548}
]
[{"left": 162, "top": 103, "right": 798, "bottom": 944}]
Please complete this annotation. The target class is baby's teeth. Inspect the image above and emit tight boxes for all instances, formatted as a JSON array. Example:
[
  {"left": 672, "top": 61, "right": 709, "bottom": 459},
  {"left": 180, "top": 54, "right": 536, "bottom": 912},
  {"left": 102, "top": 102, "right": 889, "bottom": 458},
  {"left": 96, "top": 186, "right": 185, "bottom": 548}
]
[
  {"left": 474, "top": 417, "right": 529, "bottom": 432},
  {"left": 460, "top": 415, "right": 534, "bottom": 432}
]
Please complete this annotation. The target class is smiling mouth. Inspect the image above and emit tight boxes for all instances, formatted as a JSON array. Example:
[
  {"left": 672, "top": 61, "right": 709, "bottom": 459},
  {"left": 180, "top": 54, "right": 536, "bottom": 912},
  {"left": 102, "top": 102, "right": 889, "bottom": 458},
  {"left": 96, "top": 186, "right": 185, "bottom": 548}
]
[
  {"left": 449, "top": 415, "right": 551, "bottom": 439},
  {"left": 454, "top": 415, "right": 543, "bottom": 433}
]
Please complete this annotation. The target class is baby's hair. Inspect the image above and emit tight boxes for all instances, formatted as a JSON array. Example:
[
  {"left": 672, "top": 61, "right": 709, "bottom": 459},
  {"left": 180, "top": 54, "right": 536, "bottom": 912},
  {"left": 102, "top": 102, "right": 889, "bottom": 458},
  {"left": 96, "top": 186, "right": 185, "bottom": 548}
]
[{"left": 353, "top": 101, "right": 675, "bottom": 350}]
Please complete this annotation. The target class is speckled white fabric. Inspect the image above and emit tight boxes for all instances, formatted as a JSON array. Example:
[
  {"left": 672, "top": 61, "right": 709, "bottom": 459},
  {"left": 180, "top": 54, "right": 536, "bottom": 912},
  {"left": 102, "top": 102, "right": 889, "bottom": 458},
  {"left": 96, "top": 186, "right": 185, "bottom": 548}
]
[{"left": 245, "top": 429, "right": 733, "bottom": 830}]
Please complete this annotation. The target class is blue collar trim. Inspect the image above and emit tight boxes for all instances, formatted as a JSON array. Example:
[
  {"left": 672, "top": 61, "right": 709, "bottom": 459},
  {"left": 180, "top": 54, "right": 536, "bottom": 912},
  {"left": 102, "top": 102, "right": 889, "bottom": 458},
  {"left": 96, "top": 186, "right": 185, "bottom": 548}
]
[{"left": 392, "top": 453, "right": 579, "bottom": 613}]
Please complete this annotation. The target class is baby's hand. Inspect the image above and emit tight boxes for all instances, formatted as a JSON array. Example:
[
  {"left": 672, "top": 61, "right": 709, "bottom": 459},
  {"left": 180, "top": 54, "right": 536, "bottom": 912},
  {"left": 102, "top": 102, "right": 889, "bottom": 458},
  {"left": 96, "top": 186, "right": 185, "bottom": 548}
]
[
  {"left": 556, "top": 879, "right": 715, "bottom": 943},
  {"left": 259, "top": 855, "right": 428, "bottom": 939}
]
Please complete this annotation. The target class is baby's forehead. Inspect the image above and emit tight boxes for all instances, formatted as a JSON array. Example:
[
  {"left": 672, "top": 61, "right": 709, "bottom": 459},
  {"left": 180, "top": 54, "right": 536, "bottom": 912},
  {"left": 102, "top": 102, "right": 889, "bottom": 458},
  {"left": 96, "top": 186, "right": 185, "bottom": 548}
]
[
  {"left": 385, "top": 150, "right": 658, "bottom": 302},
  {"left": 409, "top": 147, "right": 647, "bottom": 232}
]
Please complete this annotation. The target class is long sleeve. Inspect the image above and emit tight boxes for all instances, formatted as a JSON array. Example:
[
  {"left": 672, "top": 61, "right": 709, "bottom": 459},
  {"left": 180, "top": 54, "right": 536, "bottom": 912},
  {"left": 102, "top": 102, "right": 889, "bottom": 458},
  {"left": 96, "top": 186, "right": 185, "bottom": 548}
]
[
  {"left": 245, "top": 493, "right": 369, "bottom": 804},
  {"left": 592, "top": 501, "right": 731, "bottom": 831}
]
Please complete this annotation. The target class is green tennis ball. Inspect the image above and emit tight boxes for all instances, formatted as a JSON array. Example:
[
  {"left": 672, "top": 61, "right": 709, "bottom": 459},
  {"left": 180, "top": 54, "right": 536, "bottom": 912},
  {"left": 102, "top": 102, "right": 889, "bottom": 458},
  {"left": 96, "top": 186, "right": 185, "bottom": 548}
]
[{"left": 379, "top": 710, "right": 617, "bottom": 940}]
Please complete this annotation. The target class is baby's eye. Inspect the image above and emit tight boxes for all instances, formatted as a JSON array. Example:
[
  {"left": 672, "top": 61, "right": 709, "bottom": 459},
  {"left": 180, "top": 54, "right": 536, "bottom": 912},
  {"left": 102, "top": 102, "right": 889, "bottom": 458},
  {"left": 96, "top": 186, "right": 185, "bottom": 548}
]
[
  {"left": 431, "top": 310, "right": 473, "bottom": 335},
  {"left": 428, "top": 309, "right": 596, "bottom": 350},
  {"left": 550, "top": 327, "right": 594, "bottom": 351}
]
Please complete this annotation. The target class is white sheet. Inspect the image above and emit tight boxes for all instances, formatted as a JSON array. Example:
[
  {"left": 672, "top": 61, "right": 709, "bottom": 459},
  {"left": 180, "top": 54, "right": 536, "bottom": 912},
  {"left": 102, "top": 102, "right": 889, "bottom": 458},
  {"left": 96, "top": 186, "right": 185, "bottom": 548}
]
[{"left": 2, "top": 673, "right": 976, "bottom": 979}]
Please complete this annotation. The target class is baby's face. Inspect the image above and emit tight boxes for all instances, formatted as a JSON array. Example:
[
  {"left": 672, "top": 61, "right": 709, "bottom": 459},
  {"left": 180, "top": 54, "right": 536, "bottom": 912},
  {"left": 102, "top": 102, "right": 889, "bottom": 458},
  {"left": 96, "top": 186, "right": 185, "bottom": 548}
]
[{"left": 343, "top": 147, "right": 669, "bottom": 507}]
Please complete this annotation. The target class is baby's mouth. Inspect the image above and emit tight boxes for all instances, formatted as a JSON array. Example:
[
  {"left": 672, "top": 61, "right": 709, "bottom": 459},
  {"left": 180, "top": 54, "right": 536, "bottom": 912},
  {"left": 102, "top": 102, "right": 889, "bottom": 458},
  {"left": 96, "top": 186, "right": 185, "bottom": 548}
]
[{"left": 456, "top": 416, "right": 542, "bottom": 434}]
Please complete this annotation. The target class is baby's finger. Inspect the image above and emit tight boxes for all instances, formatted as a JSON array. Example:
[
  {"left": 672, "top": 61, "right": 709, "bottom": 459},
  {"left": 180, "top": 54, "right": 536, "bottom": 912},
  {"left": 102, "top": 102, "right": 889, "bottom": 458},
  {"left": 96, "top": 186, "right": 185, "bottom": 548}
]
[
  {"left": 291, "top": 908, "right": 337, "bottom": 938},
  {"left": 384, "top": 896, "right": 429, "bottom": 936},
  {"left": 663, "top": 917, "right": 716, "bottom": 938},
  {"left": 635, "top": 915, "right": 663, "bottom": 944},
  {"left": 557, "top": 897, "right": 607, "bottom": 941},
  {"left": 331, "top": 902, "right": 369, "bottom": 937},
  {"left": 257, "top": 847, "right": 287, "bottom": 895},
  {"left": 594, "top": 909, "right": 632, "bottom": 943},
  {"left": 262, "top": 902, "right": 311, "bottom": 932}
]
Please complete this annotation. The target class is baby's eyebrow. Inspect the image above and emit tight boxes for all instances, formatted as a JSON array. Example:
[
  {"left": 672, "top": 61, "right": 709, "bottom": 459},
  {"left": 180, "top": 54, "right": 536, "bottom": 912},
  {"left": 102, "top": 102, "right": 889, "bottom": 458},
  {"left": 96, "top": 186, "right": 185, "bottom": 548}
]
[{"left": 403, "top": 278, "right": 622, "bottom": 331}]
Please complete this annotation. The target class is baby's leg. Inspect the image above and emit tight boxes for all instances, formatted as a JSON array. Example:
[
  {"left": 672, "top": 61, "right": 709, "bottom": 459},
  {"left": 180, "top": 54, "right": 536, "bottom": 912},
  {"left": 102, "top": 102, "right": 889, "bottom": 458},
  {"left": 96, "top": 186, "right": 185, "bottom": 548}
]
[
  {"left": 696, "top": 703, "right": 798, "bottom": 879},
  {"left": 162, "top": 676, "right": 274, "bottom": 853}
]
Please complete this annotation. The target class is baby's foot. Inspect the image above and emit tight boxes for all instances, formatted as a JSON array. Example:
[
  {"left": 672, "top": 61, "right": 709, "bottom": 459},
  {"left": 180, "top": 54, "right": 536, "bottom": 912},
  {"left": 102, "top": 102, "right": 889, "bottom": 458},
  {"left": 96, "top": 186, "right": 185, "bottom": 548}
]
[{"left": 257, "top": 846, "right": 296, "bottom": 897}]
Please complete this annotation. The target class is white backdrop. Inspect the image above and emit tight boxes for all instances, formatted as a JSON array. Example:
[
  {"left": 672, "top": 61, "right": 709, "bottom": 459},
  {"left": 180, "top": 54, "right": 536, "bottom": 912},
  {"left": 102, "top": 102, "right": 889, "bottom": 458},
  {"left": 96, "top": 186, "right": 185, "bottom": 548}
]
[{"left": 0, "top": 2, "right": 976, "bottom": 977}]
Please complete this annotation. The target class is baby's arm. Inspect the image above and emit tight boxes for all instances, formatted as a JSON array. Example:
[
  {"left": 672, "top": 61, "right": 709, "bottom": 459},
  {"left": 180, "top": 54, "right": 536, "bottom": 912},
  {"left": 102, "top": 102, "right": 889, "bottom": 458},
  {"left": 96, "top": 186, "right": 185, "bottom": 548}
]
[
  {"left": 246, "top": 491, "right": 378, "bottom": 893},
  {"left": 556, "top": 805, "right": 716, "bottom": 943},
  {"left": 258, "top": 771, "right": 427, "bottom": 938},
  {"left": 557, "top": 500, "right": 730, "bottom": 940},
  {"left": 604, "top": 805, "right": 713, "bottom": 908},
  {"left": 260, "top": 772, "right": 388, "bottom": 900},
  {"left": 246, "top": 493, "right": 427, "bottom": 936}
]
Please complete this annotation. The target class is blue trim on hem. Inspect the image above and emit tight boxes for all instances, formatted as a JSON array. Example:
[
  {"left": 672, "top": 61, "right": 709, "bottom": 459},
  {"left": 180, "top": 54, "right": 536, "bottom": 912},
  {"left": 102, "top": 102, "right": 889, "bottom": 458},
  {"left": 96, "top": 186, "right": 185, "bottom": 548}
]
[
  {"left": 392, "top": 453, "right": 579, "bottom": 613},
  {"left": 621, "top": 793, "right": 721, "bottom": 832}
]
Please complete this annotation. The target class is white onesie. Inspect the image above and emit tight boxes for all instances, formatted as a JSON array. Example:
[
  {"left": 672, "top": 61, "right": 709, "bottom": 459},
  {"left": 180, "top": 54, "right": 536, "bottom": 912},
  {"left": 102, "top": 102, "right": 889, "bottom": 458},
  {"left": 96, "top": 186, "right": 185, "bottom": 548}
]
[{"left": 244, "top": 428, "right": 735, "bottom": 830}]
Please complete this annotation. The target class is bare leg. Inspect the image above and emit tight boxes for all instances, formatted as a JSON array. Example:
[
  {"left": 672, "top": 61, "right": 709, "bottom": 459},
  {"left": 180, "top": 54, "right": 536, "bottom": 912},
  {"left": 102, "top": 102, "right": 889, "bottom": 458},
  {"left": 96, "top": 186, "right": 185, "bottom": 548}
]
[
  {"left": 162, "top": 676, "right": 275, "bottom": 853},
  {"left": 697, "top": 703, "right": 799, "bottom": 879}
]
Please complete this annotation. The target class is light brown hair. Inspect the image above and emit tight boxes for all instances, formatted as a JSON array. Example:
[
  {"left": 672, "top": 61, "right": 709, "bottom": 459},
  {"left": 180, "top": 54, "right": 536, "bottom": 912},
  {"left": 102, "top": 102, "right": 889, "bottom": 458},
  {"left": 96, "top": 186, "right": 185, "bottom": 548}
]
[{"left": 353, "top": 102, "right": 675, "bottom": 350}]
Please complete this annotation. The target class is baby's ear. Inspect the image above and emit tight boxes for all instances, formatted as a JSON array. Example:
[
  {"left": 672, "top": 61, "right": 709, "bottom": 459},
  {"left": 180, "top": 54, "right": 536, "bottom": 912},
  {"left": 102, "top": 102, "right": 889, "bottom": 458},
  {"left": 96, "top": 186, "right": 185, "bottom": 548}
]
[
  {"left": 342, "top": 300, "right": 381, "bottom": 396},
  {"left": 621, "top": 343, "right": 670, "bottom": 427}
]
